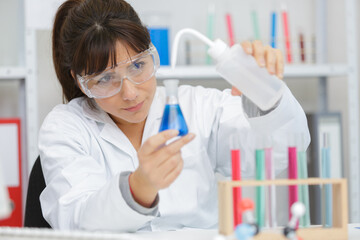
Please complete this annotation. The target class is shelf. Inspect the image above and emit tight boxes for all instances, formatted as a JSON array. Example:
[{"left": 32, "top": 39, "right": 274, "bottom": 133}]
[
  {"left": 284, "top": 64, "right": 350, "bottom": 78},
  {"left": 156, "top": 64, "right": 350, "bottom": 80},
  {"left": 0, "top": 67, "right": 26, "bottom": 80}
]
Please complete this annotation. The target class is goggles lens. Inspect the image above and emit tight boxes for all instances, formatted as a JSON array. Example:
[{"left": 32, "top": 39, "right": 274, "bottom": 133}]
[{"left": 78, "top": 46, "right": 159, "bottom": 98}]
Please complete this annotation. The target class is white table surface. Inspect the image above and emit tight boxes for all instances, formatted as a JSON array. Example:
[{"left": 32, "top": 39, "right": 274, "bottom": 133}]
[{"left": 0, "top": 224, "right": 360, "bottom": 240}]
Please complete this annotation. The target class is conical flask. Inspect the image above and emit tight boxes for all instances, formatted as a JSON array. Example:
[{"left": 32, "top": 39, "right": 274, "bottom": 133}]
[{"left": 159, "top": 79, "right": 188, "bottom": 136}]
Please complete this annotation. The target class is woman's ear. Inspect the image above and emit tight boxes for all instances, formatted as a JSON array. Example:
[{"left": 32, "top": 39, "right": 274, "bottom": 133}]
[
  {"left": 70, "top": 70, "right": 77, "bottom": 83},
  {"left": 70, "top": 70, "right": 86, "bottom": 95}
]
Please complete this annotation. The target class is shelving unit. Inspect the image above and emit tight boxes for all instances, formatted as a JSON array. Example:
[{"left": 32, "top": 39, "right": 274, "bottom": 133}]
[
  {"left": 0, "top": 67, "right": 26, "bottom": 80},
  {"left": 156, "top": 64, "right": 350, "bottom": 79}
]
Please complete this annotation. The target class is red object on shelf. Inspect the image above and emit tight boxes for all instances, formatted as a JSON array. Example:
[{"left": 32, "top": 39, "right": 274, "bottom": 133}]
[
  {"left": 225, "top": 13, "right": 235, "bottom": 47},
  {"left": 282, "top": 9, "right": 292, "bottom": 63},
  {"left": 0, "top": 118, "right": 23, "bottom": 226}
]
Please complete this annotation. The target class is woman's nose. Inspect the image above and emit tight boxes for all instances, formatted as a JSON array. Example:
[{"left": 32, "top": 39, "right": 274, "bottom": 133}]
[{"left": 121, "top": 78, "right": 138, "bottom": 101}]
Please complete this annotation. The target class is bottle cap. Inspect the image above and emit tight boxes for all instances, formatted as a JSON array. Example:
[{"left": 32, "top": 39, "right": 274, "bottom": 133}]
[
  {"left": 207, "top": 39, "right": 229, "bottom": 60},
  {"left": 163, "top": 79, "right": 179, "bottom": 97},
  {"left": 239, "top": 198, "right": 254, "bottom": 211},
  {"left": 291, "top": 202, "right": 306, "bottom": 218}
]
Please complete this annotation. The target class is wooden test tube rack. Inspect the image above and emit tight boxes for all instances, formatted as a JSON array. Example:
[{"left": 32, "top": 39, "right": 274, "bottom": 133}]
[{"left": 218, "top": 178, "right": 348, "bottom": 240}]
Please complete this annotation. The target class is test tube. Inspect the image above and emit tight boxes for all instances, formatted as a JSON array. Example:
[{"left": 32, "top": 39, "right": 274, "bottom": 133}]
[
  {"left": 270, "top": 11, "right": 277, "bottom": 48},
  {"left": 321, "top": 133, "right": 332, "bottom": 227},
  {"left": 230, "top": 134, "right": 242, "bottom": 227},
  {"left": 297, "top": 133, "right": 310, "bottom": 227},
  {"left": 255, "top": 135, "right": 265, "bottom": 228},
  {"left": 264, "top": 136, "right": 276, "bottom": 228},
  {"left": 288, "top": 133, "right": 298, "bottom": 226}
]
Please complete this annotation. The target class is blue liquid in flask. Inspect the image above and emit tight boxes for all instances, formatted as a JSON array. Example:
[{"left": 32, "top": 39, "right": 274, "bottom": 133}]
[{"left": 159, "top": 104, "right": 188, "bottom": 136}]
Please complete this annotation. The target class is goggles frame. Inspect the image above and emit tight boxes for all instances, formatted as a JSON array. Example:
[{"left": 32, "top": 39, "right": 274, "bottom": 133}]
[{"left": 77, "top": 44, "right": 160, "bottom": 99}]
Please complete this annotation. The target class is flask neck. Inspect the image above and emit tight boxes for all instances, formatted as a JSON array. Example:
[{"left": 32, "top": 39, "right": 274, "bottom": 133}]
[{"left": 166, "top": 95, "right": 178, "bottom": 105}]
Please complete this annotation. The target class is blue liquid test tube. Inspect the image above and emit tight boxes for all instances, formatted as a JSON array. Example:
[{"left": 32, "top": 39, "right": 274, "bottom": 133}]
[
  {"left": 270, "top": 11, "right": 277, "bottom": 48},
  {"left": 321, "top": 133, "right": 332, "bottom": 228}
]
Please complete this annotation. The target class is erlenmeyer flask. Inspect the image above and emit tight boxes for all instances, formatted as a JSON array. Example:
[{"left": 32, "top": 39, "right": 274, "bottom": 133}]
[{"left": 159, "top": 79, "right": 188, "bottom": 136}]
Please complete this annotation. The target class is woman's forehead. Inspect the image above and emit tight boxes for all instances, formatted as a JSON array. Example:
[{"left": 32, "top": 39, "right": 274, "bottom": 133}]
[{"left": 114, "top": 41, "right": 139, "bottom": 63}]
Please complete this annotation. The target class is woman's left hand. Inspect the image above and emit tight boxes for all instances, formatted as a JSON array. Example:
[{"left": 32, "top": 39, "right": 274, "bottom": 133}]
[{"left": 231, "top": 40, "right": 284, "bottom": 96}]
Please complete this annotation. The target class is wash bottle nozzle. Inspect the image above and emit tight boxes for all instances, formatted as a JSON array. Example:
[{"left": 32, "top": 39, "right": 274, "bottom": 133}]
[
  {"left": 171, "top": 28, "right": 228, "bottom": 69},
  {"left": 171, "top": 28, "right": 286, "bottom": 111}
]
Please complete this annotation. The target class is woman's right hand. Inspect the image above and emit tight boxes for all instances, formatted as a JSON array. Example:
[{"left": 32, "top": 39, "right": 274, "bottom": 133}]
[{"left": 129, "top": 130, "right": 195, "bottom": 207}]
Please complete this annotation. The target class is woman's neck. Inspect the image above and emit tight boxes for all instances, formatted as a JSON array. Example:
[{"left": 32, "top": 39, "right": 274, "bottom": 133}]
[{"left": 111, "top": 116, "right": 146, "bottom": 151}]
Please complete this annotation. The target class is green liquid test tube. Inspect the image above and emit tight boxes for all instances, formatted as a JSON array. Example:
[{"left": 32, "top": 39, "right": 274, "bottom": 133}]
[
  {"left": 251, "top": 10, "right": 260, "bottom": 40},
  {"left": 206, "top": 4, "right": 215, "bottom": 65},
  {"left": 255, "top": 149, "right": 265, "bottom": 228},
  {"left": 297, "top": 150, "right": 311, "bottom": 227}
]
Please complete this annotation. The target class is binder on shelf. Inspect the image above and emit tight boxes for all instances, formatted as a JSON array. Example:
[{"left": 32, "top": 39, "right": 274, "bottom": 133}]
[
  {"left": 306, "top": 112, "right": 343, "bottom": 225},
  {"left": 0, "top": 119, "right": 22, "bottom": 226}
]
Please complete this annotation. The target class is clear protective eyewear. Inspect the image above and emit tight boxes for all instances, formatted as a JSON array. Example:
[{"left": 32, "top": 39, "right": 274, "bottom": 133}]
[{"left": 77, "top": 44, "right": 160, "bottom": 99}]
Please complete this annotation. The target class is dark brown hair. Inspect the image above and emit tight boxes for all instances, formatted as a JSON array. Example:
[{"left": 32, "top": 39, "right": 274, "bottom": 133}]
[{"left": 52, "top": 0, "right": 151, "bottom": 103}]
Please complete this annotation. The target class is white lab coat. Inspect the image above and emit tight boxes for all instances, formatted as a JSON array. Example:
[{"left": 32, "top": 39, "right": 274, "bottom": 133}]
[{"left": 38, "top": 85, "right": 310, "bottom": 232}]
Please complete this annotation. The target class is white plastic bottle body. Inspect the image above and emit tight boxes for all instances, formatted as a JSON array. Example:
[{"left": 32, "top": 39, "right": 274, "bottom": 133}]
[{"left": 215, "top": 44, "right": 286, "bottom": 111}]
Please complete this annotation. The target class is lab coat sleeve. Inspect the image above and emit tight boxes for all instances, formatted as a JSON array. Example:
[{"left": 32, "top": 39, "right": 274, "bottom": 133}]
[
  {"left": 119, "top": 171, "right": 159, "bottom": 216},
  {"left": 38, "top": 108, "right": 155, "bottom": 232},
  {"left": 246, "top": 86, "right": 310, "bottom": 175},
  {"left": 203, "top": 85, "right": 310, "bottom": 178}
]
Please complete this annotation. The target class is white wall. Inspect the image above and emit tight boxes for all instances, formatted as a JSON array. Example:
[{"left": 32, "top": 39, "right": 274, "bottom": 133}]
[
  {"left": 36, "top": 30, "right": 63, "bottom": 125},
  {"left": 0, "top": 0, "right": 22, "bottom": 117}
]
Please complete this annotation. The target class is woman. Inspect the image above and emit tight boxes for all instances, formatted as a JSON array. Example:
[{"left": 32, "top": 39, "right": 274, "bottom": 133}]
[{"left": 39, "top": 0, "right": 310, "bottom": 232}]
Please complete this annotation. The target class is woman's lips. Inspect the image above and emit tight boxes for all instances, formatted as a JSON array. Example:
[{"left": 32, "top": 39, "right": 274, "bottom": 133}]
[{"left": 124, "top": 101, "right": 144, "bottom": 112}]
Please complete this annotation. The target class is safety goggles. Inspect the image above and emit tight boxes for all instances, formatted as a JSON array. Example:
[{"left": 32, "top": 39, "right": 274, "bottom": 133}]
[{"left": 77, "top": 45, "right": 160, "bottom": 99}]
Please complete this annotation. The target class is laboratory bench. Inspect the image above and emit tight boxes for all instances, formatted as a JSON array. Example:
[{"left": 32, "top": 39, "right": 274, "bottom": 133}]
[{"left": 0, "top": 224, "right": 360, "bottom": 240}]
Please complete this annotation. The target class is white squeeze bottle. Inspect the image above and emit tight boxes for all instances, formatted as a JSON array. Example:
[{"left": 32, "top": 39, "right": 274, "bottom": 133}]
[{"left": 171, "top": 29, "right": 286, "bottom": 111}]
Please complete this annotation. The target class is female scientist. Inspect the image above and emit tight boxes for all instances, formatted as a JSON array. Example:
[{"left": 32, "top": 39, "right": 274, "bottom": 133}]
[{"left": 39, "top": 0, "right": 310, "bottom": 232}]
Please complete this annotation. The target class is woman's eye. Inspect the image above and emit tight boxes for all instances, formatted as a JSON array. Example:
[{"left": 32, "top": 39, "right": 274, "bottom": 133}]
[
  {"left": 97, "top": 74, "right": 112, "bottom": 84},
  {"left": 131, "top": 61, "right": 145, "bottom": 70}
]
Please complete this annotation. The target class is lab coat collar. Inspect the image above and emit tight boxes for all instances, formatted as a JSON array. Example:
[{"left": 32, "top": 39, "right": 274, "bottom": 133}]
[
  {"left": 81, "top": 98, "right": 115, "bottom": 125},
  {"left": 80, "top": 98, "right": 136, "bottom": 162},
  {"left": 80, "top": 89, "right": 165, "bottom": 159}
]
